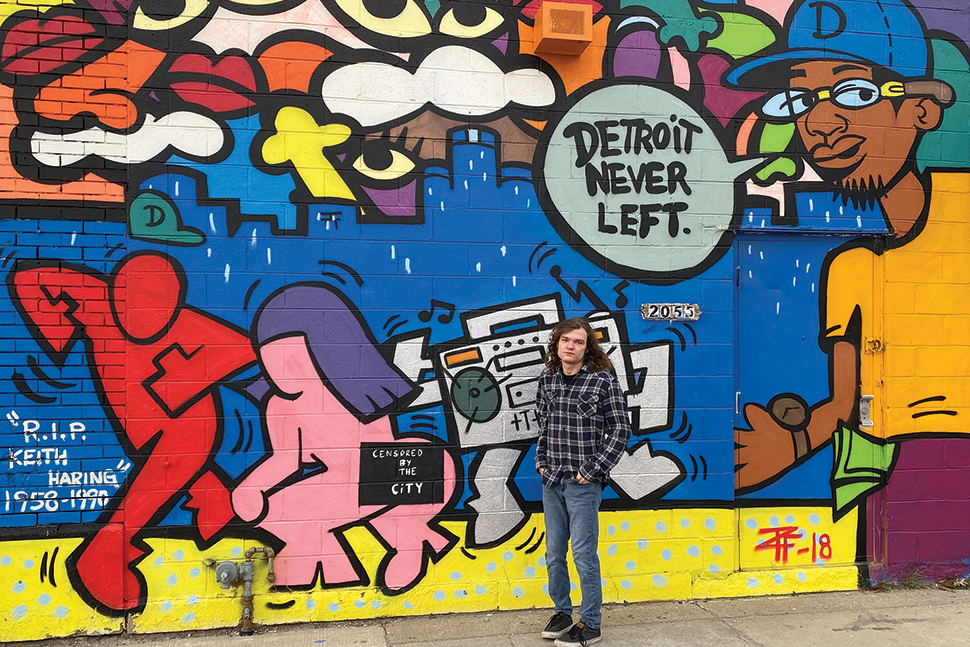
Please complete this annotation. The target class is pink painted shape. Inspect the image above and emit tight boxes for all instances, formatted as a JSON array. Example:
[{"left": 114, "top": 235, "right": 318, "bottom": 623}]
[
  {"left": 744, "top": 0, "right": 793, "bottom": 27},
  {"left": 232, "top": 336, "right": 456, "bottom": 591}
]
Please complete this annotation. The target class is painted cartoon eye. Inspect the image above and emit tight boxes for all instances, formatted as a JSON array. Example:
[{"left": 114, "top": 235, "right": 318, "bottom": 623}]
[
  {"left": 330, "top": 0, "right": 432, "bottom": 38},
  {"left": 831, "top": 80, "right": 881, "bottom": 109},
  {"left": 761, "top": 90, "right": 818, "bottom": 119},
  {"left": 438, "top": 4, "right": 505, "bottom": 38},
  {"left": 352, "top": 141, "right": 416, "bottom": 181},
  {"left": 133, "top": 0, "right": 210, "bottom": 30}
]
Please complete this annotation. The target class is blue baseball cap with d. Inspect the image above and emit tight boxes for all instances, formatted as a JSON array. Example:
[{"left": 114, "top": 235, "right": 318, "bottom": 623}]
[{"left": 726, "top": 0, "right": 930, "bottom": 86}]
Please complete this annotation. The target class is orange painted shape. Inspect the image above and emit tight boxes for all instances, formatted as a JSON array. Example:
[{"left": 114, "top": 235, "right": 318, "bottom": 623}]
[
  {"left": 259, "top": 41, "right": 332, "bottom": 93},
  {"left": 35, "top": 40, "right": 166, "bottom": 130},
  {"left": 0, "top": 84, "right": 123, "bottom": 202},
  {"left": 534, "top": 1, "right": 593, "bottom": 56},
  {"left": 519, "top": 16, "right": 608, "bottom": 95}
]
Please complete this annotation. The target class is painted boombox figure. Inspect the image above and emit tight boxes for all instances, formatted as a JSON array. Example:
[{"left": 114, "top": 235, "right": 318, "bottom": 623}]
[{"left": 434, "top": 295, "right": 674, "bottom": 547}]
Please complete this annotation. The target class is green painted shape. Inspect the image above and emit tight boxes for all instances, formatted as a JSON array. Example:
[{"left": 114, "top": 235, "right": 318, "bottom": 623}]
[
  {"left": 423, "top": 0, "right": 441, "bottom": 18},
  {"left": 619, "top": 0, "right": 718, "bottom": 51},
  {"left": 759, "top": 122, "right": 795, "bottom": 154},
  {"left": 917, "top": 38, "right": 970, "bottom": 171},
  {"left": 832, "top": 426, "right": 900, "bottom": 516},
  {"left": 755, "top": 157, "right": 798, "bottom": 182},
  {"left": 702, "top": 10, "right": 776, "bottom": 59},
  {"left": 129, "top": 192, "right": 205, "bottom": 245}
]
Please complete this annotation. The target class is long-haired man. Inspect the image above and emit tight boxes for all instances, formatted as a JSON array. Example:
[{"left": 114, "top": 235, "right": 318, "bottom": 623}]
[{"left": 535, "top": 318, "right": 631, "bottom": 646}]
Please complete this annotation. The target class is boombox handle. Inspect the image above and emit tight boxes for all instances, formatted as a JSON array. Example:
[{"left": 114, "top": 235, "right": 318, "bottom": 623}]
[{"left": 464, "top": 298, "right": 563, "bottom": 340}]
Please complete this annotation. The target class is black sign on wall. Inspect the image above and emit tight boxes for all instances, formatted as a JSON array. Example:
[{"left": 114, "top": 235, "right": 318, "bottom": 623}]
[{"left": 358, "top": 443, "right": 445, "bottom": 506}]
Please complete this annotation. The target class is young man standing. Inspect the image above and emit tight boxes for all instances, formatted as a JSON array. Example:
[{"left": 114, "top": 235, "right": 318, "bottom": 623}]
[{"left": 535, "top": 318, "right": 632, "bottom": 646}]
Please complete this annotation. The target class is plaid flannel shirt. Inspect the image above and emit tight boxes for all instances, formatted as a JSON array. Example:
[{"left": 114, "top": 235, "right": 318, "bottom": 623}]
[{"left": 534, "top": 366, "right": 632, "bottom": 486}]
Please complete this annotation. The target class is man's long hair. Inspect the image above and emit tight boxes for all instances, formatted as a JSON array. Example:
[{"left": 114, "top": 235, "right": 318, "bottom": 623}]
[{"left": 543, "top": 318, "right": 614, "bottom": 373}]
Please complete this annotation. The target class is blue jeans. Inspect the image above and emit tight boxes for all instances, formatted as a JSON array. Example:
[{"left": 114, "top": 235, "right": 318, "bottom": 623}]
[{"left": 542, "top": 477, "right": 602, "bottom": 629}]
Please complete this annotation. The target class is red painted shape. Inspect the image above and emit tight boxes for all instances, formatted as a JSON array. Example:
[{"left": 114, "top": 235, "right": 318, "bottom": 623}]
[
  {"left": 0, "top": 13, "right": 104, "bottom": 77},
  {"left": 11, "top": 253, "right": 257, "bottom": 614},
  {"left": 167, "top": 54, "right": 258, "bottom": 114}
]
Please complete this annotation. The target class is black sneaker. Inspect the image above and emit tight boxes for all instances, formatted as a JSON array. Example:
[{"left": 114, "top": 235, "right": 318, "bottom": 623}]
[
  {"left": 541, "top": 612, "right": 573, "bottom": 639},
  {"left": 554, "top": 621, "right": 601, "bottom": 646}
]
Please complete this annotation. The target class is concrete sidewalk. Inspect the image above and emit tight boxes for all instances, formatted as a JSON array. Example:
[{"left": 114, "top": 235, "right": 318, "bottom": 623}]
[{"left": 33, "top": 588, "right": 970, "bottom": 647}]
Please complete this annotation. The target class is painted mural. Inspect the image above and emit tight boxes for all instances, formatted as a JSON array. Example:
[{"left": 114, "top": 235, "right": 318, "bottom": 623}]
[{"left": 0, "top": 0, "right": 968, "bottom": 639}]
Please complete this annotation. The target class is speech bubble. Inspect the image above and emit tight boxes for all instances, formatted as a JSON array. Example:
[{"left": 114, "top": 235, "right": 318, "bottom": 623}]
[{"left": 538, "top": 83, "right": 760, "bottom": 284}]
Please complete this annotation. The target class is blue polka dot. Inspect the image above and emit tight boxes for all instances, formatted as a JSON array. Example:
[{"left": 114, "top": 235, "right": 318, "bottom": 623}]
[
  {"left": 747, "top": 578, "right": 759, "bottom": 588},
  {"left": 625, "top": 561, "right": 636, "bottom": 571},
  {"left": 680, "top": 518, "right": 690, "bottom": 528},
  {"left": 454, "top": 590, "right": 466, "bottom": 599},
  {"left": 230, "top": 547, "right": 242, "bottom": 557},
  {"left": 570, "top": 582, "right": 578, "bottom": 591},
  {"left": 54, "top": 606, "right": 68, "bottom": 618},
  {"left": 503, "top": 551, "right": 514, "bottom": 562},
  {"left": 655, "top": 521, "right": 667, "bottom": 533},
  {"left": 434, "top": 590, "right": 446, "bottom": 602},
  {"left": 542, "top": 584, "right": 549, "bottom": 594},
  {"left": 637, "top": 539, "right": 648, "bottom": 550},
  {"left": 12, "top": 581, "right": 25, "bottom": 593},
  {"left": 173, "top": 550, "right": 185, "bottom": 561},
  {"left": 607, "top": 525, "right": 616, "bottom": 535},
  {"left": 354, "top": 600, "right": 366, "bottom": 609},
  {"left": 12, "top": 605, "right": 27, "bottom": 619},
  {"left": 709, "top": 564, "right": 720, "bottom": 573},
  {"left": 512, "top": 587, "right": 524, "bottom": 597},
  {"left": 0, "top": 556, "right": 11, "bottom": 566},
  {"left": 620, "top": 522, "right": 630, "bottom": 532},
  {"left": 402, "top": 602, "right": 413, "bottom": 610},
  {"left": 704, "top": 518, "right": 716, "bottom": 530},
  {"left": 652, "top": 575, "right": 666, "bottom": 587},
  {"left": 621, "top": 580, "right": 632, "bottom": 590},
  {"left": 712, "top": 545, "right": 722, "bottom": 556},
  {"left": 189, "top": 568, "right": 201, "bottom": 578},
  {"left": 797, "top": 572, "right": 807, "bottom": 582},
  {"left": 166, "top": 574, "right": 178, "bottom": 586},
  {"left": 798, "top": 529, "right": 808, "bottom": 540},
  {"left": 475, "top": 585, "right": 487, "bottom": 595},
  {"left": 745, "top": 518, "right": 758, "bottom": 529},
  {"left": 600, "top": 578, "right": 607, "bottom": 587},
  {"left": 486, "top": 562, "right": 497, "bottom": 573},
  {"left": 815, "top": 557, "right": 826, "bottom": 566},
  {"left": 537, "top": 557, "right": 546, "bottom": 566},
  {"left": 306, "top": 599, "right": 316, "bottom": 610},
  {"left": 187, "top": 595, "right": 199, "bottom": 605},
  {"left": 773, "top": 574, "right": 783, "bottom": 585},
  {"left": 181, "top": 613, "right": 196, "bottom": 624},
  {"left": 450, "top": 571, "right": 462, "bottom": 581},
  {"left": 607, "top": 544, "right": 618, "bottom": 556},
  {"left": 329, "top": 602, "right": 340, "bottom": 612},
  {"left": 154, "top": 556, "right": 164, "bottom": 566},
  {"left": 808, "top": 514, "right": 821, "bottom": 525},
  {"left": 524, "top": 566, "right": 536, "bottom": 578},
  {"left": 769, "top": 516, "right": 779, "bottom": 526},
  {"left": 371, "top": 600, "right": 381, "bottom": 609},
  {"left": 687, "top": 546, "right": 700, "bottom": 557},
  {"left": 661, "top": 549, "right": 672, "bottom": 561},
  {"left": 38, "top": 593, "right": 51, "bottom": 605},
  {"left": 161, "top": 601, "right": 173, "bottom": 612},
  {"left": 784, "top": 515, "right": 795, "bottom": 524},
  {"left": 23, "top": 559, "right": 34, "bottom": 569}
]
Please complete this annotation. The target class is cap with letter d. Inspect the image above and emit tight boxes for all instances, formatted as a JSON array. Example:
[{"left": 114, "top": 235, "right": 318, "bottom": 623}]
[{"left": 727, "top": 0, "right": 930, "bottom": 86}]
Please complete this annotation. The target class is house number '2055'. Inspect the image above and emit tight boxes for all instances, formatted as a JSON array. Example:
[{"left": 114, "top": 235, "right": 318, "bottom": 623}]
[{"left": 640, "top": 303, "right": 701, "bottom": 321}]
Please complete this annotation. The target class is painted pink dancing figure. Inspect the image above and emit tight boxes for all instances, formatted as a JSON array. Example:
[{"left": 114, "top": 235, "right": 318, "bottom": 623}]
[{"left": 232, "top": 283, "right": 457, "bottom": 592}]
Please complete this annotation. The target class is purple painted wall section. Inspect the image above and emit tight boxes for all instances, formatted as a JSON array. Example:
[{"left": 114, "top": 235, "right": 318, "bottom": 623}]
[
  {"left": 869, "top": 439, "right": 970, "bottom": 581},
  {"left": 912, "top": 0, "right": 970, "bottom": 46}
]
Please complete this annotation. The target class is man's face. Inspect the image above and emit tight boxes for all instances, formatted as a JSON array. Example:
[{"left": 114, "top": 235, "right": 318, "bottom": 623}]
[
  {"left": 557, "top": 327, "right": 588, "bottom": 374},
  {"left": 790, "top": 61, "right": 920, "bottom": 192}
]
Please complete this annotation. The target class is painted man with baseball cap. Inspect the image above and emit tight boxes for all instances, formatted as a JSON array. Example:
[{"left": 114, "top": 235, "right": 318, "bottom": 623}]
[{"left": 728, "top": 0, "right": 960, "bottom": 492}]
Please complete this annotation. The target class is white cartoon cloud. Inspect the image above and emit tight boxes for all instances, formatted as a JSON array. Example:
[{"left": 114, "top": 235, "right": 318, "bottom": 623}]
[
  {"left": 322, "top": 46, "right": 556, "bottom": 128},
  {"left": 30, "top": 112, "right": 226, "bottom": 167}
]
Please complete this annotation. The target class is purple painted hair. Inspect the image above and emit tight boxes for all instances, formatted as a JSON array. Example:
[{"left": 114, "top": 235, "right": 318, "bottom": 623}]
[{"left": 252, "top": 283, "right": 416, "bottom": 420}]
